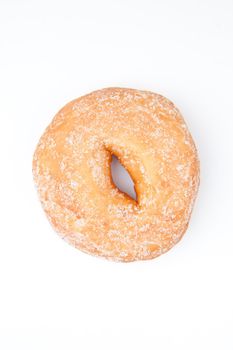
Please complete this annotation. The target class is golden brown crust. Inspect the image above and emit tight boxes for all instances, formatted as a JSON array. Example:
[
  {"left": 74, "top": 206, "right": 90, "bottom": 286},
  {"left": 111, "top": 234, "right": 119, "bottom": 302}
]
[{"left": 33, "top": 87, "right": 199, "bottom": 262}]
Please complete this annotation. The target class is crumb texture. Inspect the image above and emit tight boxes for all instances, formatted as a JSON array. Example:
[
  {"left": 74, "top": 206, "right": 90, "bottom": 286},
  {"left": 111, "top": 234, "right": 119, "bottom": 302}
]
[{"left": 33, "top": 87, "right": 199, "bottom": 262}]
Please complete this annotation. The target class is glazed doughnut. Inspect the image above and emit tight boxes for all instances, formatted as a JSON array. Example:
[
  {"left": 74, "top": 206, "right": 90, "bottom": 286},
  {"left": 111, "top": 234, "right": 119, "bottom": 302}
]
[{"left": 33, "top": 87, "right": 199, "bottom": 262}]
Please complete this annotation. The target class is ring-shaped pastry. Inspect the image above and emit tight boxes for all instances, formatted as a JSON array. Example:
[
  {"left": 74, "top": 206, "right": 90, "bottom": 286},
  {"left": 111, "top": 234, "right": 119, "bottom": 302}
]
[{"left": 33, "top": 88, "right": 199, "bottom": 262}]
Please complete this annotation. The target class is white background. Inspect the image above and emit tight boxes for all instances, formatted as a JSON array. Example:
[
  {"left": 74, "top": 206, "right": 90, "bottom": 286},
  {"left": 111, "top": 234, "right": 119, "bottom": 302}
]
[{"left": 0, "top": 0, "right": 233, "bottom": 348}]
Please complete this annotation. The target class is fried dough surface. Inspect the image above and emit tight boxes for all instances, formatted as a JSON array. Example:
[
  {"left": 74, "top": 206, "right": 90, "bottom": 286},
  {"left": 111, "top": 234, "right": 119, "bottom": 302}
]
[{"left": 33, "top": 88, "right": 199, "bottom": 261}]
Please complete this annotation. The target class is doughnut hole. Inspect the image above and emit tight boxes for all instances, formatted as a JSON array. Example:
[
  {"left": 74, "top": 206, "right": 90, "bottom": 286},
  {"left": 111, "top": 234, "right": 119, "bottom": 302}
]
[{"left": 110, "top": 155, "right": 137, "bottom": 202}]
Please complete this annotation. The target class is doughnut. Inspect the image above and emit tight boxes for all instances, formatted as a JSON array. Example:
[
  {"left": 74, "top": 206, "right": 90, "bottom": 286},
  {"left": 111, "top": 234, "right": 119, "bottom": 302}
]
[{"left": 33, "top": 87, "right": 199, "bottom": 262}]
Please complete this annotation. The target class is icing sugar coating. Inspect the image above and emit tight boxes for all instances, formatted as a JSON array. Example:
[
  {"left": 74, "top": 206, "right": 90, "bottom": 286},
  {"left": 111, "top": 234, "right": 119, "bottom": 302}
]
[{"left": 33, "top": 87, "right": 199, "bottom": 262}]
